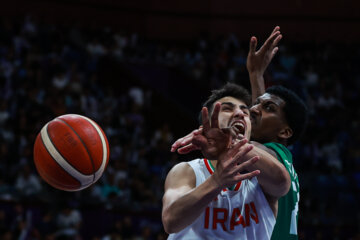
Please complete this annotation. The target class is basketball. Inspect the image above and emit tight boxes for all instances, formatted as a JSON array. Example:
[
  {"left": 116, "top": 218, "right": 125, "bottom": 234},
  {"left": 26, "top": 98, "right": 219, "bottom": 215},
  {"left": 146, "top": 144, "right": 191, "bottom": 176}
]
[{"left": 33, "top": 114, "right": 110, "bottom": 191}]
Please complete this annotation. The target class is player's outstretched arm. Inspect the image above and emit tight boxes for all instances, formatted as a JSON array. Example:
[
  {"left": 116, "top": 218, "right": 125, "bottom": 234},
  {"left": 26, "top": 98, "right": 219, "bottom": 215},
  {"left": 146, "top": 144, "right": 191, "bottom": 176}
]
[
  {"left": 247, "top": 26, "right": 282, "bottom": 104},
  {"left": 242, "top": 141, "right": 291, "bottom": 198},
  {"left": 162, "top": 139, "right": 260, "bottom": 234},
  {"left": 170, "top": 127, "right": 203, "bottom": 154}
]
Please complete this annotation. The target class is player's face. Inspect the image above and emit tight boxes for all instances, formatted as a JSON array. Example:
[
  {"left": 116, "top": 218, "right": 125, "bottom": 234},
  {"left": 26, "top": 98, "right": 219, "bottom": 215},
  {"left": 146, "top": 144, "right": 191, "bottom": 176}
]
[
  {"left": 213, "top": 96, "right": 251, "bottom": 140},
  {"left": 250, "top": 93, "right": 288, "bottom": 143}
]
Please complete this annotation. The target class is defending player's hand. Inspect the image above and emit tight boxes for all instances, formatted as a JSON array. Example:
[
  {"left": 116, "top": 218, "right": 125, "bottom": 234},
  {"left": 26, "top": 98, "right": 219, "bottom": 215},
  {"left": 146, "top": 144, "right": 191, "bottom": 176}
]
[
  {"left": 191, "top": 102, "right": 238, "bottom": 159},
  {"left": 170, "top": 127, "right": 203, "bottom": 154},
  {"left": 171, "top": 102, "right": 236, "bottom": 157},
  {"left": 246, "top": 26, "right": 282, "bottom": 77},
  {"left": 211, "top": 139, "right": 260, "bottom": 189}
]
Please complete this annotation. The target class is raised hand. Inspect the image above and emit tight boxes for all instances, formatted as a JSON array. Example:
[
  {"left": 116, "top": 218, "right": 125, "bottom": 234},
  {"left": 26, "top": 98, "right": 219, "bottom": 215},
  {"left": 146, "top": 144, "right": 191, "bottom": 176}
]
[{"left": 246, "top": 26, "right": 282, "bottom": 77}]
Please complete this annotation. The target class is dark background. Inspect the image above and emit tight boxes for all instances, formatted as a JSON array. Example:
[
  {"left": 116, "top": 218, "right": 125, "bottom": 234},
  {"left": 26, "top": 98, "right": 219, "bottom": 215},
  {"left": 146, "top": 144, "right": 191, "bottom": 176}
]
[{"left": 0, "top": 1, "right": 359, "bottom": 239}]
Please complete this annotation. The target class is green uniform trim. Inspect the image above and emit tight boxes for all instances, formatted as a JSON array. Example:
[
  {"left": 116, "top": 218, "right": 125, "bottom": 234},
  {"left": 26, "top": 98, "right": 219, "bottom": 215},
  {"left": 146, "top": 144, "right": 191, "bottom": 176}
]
[{"left": 264, "top": 142, "right": 299, "bottom": 240}]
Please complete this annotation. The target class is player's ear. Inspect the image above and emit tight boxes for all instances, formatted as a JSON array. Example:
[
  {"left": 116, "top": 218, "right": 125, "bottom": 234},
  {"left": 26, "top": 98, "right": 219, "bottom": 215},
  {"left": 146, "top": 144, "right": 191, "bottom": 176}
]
[{"left": 278, "top": 126, "right": 293, "bottom": 140}]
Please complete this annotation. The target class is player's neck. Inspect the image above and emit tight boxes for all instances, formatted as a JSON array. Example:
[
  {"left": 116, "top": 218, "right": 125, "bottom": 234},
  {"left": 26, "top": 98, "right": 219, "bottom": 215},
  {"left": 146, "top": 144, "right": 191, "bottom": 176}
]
[{"left": 210, "top": 160, "right": 217, "bottom": 170}]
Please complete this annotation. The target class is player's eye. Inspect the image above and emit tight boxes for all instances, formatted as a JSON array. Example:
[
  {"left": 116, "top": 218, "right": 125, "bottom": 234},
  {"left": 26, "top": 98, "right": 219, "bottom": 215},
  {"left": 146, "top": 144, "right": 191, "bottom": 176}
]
[
  {"left": 221, "top": 106, "right": 233, "bottom": 111},
  {"left": 263, "top": 103, "right": 275, "bottom": 112},
  {"left": 240, "top": 107, "right": 250, "bottom": 115}
]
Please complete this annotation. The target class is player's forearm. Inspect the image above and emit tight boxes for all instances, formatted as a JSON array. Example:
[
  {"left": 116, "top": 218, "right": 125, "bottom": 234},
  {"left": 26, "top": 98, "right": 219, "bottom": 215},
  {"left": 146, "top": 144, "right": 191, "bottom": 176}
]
[
  {"left": 245, "top": 145, "right": 290, "bottom": 197},
  {"left": 162, "top": 176, "right": 222, "bottom": 234},
  {"left": 249, "top": 73, "right": 266, "bottom": 104}
]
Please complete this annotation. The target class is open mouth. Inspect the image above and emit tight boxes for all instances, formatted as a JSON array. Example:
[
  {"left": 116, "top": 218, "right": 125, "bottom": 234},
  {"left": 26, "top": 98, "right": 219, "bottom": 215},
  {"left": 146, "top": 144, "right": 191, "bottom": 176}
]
[{"left": 231, "top": 121, "right": 245, "bottom": 138}]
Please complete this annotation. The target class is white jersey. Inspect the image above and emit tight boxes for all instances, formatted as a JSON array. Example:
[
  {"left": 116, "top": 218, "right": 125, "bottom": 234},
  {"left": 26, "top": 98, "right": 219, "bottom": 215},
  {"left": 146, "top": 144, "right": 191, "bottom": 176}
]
[{"left": 168, "top": 158, "right": 275, "bottom": 240}]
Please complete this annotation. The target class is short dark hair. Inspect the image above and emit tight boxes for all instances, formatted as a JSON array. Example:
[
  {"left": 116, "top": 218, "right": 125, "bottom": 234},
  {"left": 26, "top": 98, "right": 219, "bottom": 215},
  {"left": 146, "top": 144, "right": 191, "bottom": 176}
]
[
  {"left": 198, "top": 83, "right": 251, "bottom": 124},
  {"left": 266, "top": 85, "right": 308, "bottom": 145}
]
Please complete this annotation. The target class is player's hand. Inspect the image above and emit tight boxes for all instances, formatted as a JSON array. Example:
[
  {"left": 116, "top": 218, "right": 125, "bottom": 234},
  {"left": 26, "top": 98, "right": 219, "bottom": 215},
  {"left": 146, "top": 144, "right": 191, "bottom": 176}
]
[
  {"left": 246, "top": 26, "right": 282, "bottom": 78},
  {"left": 191, "top": 102, "right": 238, "bottom": 159},
  {"left": 170, "top": 127, "right": 203, "bottom": 154},
  {"left": 211, "top": 139, "right": 260, "bottom": 189},
  {"left": 171, "top": 103, "right": 237, "bottom": 158}
]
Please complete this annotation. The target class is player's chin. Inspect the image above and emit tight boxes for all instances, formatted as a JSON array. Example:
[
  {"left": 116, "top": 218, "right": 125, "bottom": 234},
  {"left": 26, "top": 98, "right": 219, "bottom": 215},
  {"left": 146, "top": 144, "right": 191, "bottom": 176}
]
[{"left": 202, "top": 149, "right": 222, "bottom": 160}]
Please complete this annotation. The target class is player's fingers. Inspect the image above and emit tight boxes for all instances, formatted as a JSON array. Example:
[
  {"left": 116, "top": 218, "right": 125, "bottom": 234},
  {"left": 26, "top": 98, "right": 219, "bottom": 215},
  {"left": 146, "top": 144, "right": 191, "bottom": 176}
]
[
  {"left": 177, "top": 144, "right": 200, "bottom": 154},
  {"left": 202, "top": 107, "right": 211, "bottom": 133},
  {"left": 249, "top": 36, "right": 257, "bottom": 55},
  {"left": 271, "top": 26, "right": 280, "bottom": 35},
  {"left": 271, "top": 47, "right": 279, "bottom": 58},
  {"left": 227, "top": 138, "right": 248, "bottom": 158},
  {"left": 271, "top": 34, "right": 282, "bottom": 49},
  {"left": 230, "top": 156, "right": 259, "bottom": 176},
  {"left": 181, "top": 135, "right": 195, "bottom": 147},
  {"left": 192, "top": 128, "right": 203, "bottom": 137},
  {"left": 192, "top": 134, "right": 208, "bottom": 149},
  {"left": 171, "top": 128, "right": 202, "bottom": 152},
  {"left": 171, "top": 138, "right": 184, "bottom": 152},
  {"left": 261, "top": 31, "right": 280, "bottom": 52},
  {"left": 211, "top": 102, "right": 221, "bottom": 128},
  {"left": 231, "top": 144, "right": 254, "bottom": 165},
  {"left": 234, "top": 169, "right": 261, "bottom": 182},
  {"left": 222, "top": 127, "right": 237, "bottom": 140},
  {"left": 171, "top": 135, "right": 190, "bottom": 152}
]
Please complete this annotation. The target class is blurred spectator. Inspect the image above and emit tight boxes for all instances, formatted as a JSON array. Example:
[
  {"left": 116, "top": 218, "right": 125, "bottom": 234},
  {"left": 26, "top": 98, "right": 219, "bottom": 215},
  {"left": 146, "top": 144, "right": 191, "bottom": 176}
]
[
  {"left": 101, "top": 219, "right": 123, "bottom": 240},
  {"left": 10, "top": 203, "right": 32, "bottom": 240},
  {"left": 32, "top": 210, "right": 57, "bottom": 239},
  {"left": 0, "top": 209, "right": 10, "bottom": 235},
  {"left": 15, "top": 164, "right": 42, "bottom": 198},
  {"left": 55, "top": 204, "right": 82, "bottom": 239},
  {"left": 128, "top": 85, "right": 144, "bottom": 107},
  {"left": 153, "top": 124, "right": 173, "bottom": 146}
]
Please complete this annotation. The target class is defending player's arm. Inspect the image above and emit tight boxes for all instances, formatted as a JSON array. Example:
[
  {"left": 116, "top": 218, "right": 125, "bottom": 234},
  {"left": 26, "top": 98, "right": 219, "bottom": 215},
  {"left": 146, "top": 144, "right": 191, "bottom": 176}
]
[
  {"left": 247, "top": 26, "right": 282, "bottom": 103},
  {"left": 162, "top": 139, "right": 260, "bottom": 234},
  {"left": 242, "top": 141, "right": 291, "bottom": 198},
  {"left": 245, "top": 27, "right": 291, "bottom": 198}
]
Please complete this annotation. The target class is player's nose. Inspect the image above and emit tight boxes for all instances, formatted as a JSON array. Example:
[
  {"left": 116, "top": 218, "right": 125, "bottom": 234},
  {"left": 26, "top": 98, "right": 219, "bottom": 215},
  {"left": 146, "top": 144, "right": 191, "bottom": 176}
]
[
  {"left": 233, "top": 107, "right": 246, "bottom": 118},
  {"left": 250, "top": 105, "right": 261, "bottom": 117},
  {"left": 250, "top": 104, "right": 259, "bottom": 113}
]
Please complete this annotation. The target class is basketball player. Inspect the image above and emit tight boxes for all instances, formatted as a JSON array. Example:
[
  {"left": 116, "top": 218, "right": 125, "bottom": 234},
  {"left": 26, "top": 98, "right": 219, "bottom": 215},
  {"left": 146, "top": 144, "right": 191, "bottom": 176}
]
[
  {"left": 247, "top": 26, "right": 308, "bottom": 240},
  {"left": 163, "top": 83, "right": 291, "bottom": 239},
  {"left": 172, "top": 26, "right": 308, "bottom": 239}
]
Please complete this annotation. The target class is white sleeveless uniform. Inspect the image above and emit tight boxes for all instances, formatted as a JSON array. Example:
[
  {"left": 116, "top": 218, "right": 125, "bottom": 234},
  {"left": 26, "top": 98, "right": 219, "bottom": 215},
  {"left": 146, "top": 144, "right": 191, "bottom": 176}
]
[{"left": 168, "top": 158, "right": 276, "bottom": 240}]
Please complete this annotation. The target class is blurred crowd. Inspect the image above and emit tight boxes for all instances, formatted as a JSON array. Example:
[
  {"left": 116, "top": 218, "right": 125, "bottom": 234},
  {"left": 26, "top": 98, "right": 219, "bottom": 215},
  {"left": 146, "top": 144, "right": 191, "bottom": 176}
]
[{"left": 0, "top": 15, "right": 359, "bottom": 239}]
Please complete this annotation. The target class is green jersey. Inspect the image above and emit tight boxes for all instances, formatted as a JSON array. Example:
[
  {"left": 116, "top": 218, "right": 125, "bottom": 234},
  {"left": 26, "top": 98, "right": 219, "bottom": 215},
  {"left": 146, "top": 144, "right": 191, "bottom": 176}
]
[{"left": 264, "top": 142, "right": 299, "bottom": 240}]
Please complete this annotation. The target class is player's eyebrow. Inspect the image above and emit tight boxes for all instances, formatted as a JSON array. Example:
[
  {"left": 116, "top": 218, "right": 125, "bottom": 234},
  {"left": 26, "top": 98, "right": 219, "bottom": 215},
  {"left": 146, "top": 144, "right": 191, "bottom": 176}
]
[
  {"left": 221, "top": 102, "right": 236, "bottom": 108},
  {"left": 221, "top": 102, "right": 249, "bottom": 110},
  {"left": 240, "top": 105, "right": 249, "bottom": 110},
  {"left": 263, "top": 99, "right": 281, "bottom": 106},
  {"left": 254, "top": 97, "right": 280, "bottom": 107}
]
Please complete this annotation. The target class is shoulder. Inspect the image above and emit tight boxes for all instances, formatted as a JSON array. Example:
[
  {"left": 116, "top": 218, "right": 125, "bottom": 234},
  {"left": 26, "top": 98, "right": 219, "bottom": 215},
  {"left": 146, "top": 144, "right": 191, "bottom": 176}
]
[
  {"left": 168, "top": 162, "right": 195, "bottom": 176},
  {"left": 263, "top": 142, "right": 292, "bottom": 160},
  {"left": 263, "top": 143, "right": 297, "bottom": 178},
  {"left": 165, "top": 162, "right": 196, "bottom": 190},
  {"left": 251, "top": 141, "right": 278, "bottom": 158}
]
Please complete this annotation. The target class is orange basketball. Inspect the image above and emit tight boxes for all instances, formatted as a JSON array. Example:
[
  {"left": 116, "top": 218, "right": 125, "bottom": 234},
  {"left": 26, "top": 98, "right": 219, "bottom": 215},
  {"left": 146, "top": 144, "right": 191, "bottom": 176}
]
[{"left": 33, "top": 114, "right": 110, "bottom": 191}]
